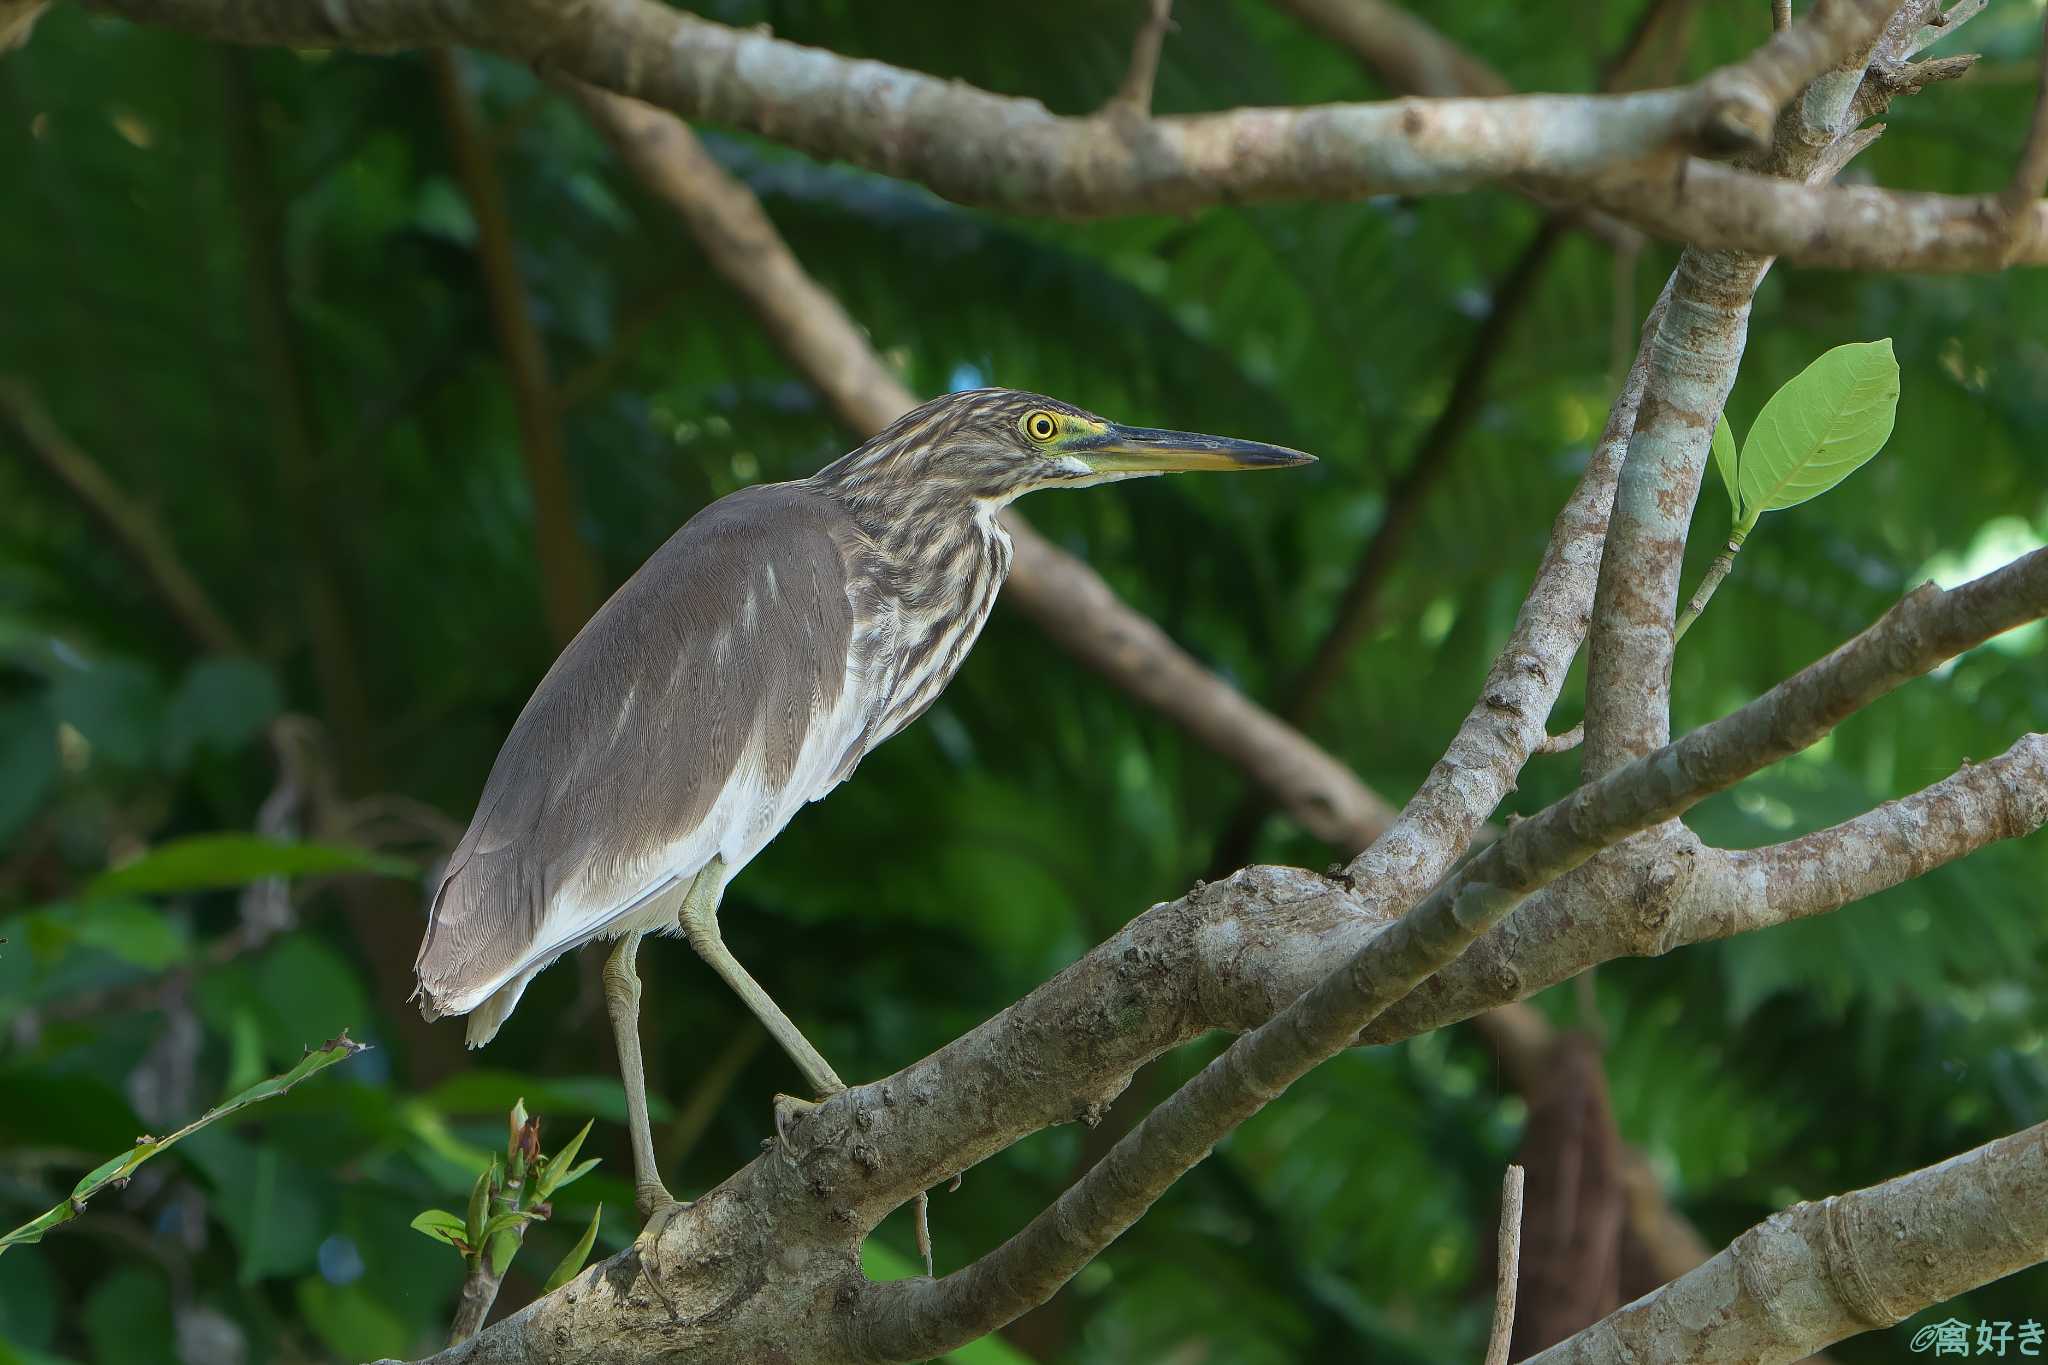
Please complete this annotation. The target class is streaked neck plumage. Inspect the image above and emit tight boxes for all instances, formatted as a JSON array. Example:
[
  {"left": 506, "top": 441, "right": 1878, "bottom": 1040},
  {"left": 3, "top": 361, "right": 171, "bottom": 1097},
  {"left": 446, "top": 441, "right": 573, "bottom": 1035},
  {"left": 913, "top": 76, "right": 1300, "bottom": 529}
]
[{"left": 805, "top": 432, "right": 1018, "bottom": 743}]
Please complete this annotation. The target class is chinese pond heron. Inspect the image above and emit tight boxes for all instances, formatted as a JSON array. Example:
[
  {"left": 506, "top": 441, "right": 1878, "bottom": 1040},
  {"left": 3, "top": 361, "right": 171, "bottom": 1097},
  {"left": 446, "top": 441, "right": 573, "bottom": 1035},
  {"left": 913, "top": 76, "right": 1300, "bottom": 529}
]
[{"left": 413, "top": 388, "right": 1314, "bottom": 1215}]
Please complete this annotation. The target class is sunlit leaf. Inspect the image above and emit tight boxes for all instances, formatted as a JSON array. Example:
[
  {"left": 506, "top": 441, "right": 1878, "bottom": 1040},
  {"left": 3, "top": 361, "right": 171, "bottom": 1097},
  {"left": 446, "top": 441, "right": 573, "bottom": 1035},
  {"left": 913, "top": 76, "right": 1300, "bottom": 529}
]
[
  {"left": 1737, "top": 338, "right": 1899, "bottom": 515},
  {"left": 1712, "top": 411, "right": 1741, "bottom": 521},
  {"left": 410, "top": 1209, "right": 468, "bottom": 1250}
]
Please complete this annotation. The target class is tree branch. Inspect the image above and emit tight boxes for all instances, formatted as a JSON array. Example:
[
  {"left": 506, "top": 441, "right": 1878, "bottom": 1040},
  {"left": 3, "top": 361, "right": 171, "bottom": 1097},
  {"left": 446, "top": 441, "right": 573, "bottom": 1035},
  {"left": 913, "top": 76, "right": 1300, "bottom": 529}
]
[
  {"left": 1487, "top": 1165, "right": 1527, "bottom": 1365},
  {"left": 853, "top": 548, "right": 2048, "bottom": 1360},
  {"left": 1579, "top": 1, "right": 1925, "bottom": 775},
  {"left": 1106, "top": 0, "right": 1175, "bottom": 117},
  {"left": 568, "top": 83, "right": 1398, "bottom": 849},
  {"left": 429, "top": 48, "right": 597, "bottom": 647},
  {"left": 0, "top": 377, "right": 248, "bottom": 655},
  {"left": 1270, "top": 0, "right": 1511, "bottom": 98},
  {"left": 88, "top": 0, "right": 1892, "bottom": 213},
  {"left": 1527, "top": 1118, "right": 2048, "bottom": 1364}
]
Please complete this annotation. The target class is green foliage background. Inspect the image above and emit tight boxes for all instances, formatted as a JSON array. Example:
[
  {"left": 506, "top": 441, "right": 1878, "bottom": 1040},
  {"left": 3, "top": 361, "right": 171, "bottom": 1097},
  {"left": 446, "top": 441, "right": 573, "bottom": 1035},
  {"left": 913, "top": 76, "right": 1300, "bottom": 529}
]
[{"left": 2, "top": 2, "right": 2045, "bottom": 1361}]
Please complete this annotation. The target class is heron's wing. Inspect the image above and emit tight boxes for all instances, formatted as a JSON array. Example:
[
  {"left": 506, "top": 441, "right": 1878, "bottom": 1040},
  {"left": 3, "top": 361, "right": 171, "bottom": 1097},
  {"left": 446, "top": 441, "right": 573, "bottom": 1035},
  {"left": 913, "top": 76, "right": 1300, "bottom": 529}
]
[{"left": 414, "top": 483, "right": 882, "bottom": 1017}]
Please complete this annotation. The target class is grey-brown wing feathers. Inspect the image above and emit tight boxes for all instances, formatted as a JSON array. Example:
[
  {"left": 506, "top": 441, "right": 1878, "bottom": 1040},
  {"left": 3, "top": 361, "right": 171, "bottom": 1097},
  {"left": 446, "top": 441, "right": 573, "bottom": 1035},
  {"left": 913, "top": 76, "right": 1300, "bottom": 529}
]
[{"left": 414, "top": 484, "right": 879, "bottom": 1034}]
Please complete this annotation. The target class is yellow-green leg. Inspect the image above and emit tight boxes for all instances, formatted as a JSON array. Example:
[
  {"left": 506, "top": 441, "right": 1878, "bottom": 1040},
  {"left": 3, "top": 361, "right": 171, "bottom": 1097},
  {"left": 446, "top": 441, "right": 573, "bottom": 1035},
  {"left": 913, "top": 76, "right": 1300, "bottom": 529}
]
[
  {"left": 602, "top": 932, "right": 680, "bottom": 1218},
  {"left": 679, "top": 860, "right": 846, "bottom": 1098}
]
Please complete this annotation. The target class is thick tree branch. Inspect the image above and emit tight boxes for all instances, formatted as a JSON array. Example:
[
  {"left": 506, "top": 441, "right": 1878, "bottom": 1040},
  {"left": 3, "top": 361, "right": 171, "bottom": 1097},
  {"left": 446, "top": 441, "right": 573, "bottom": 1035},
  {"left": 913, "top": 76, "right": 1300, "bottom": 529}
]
[
  {"left": 1527, "top": 1118, "right": 2048, "bottom": 1364},
  {"left": 1579, "top": 0, "right": 1933, "bottom": 775},
  {"left": 569, "top": 83, "right": 1398, "bottom": 848},
  {"left": 1366, "top": 729, "right": 2048, "bottom": 1042},
  {"left": 89, "top": 0, "right": 1894, "bottom": 213},
  {"left": 0, "top": 378, "right": 248, "bottom": 655},
  {"left": 853, "top": 549, "right": 2048, "bottom": 1360}
]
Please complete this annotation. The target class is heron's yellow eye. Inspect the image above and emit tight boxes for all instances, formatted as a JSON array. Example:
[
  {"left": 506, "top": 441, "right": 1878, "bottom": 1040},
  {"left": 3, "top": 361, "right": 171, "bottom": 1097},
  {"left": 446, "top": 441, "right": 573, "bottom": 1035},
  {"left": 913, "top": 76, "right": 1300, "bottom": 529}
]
[{"left": 1023, "top": 411, "right": 1059, "bottom": 443}]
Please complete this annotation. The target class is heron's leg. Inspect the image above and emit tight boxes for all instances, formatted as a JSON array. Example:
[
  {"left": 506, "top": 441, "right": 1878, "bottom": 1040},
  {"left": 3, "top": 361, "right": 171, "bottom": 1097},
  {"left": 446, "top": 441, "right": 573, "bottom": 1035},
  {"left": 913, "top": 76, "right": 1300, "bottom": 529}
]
[
  {"left": 679, "top": 861, "right": 846, "bottom": 1098},
  {"left": 602, "top": 931, "right": 678, "bottom": 1218}
]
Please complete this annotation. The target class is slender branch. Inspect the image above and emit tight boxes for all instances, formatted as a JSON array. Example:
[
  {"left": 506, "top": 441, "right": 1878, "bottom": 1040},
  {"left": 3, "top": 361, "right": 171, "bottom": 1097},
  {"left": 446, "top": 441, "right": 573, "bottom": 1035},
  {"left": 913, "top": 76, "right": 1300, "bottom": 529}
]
[
  {"left": 1998, "top": 10, "right": 2048, "bottom": 227},
  {"left": 1107, "top": 0, "right": 1175, "bottom": 116},
  {"left": 1270, "top": 0, "right": 1511, "bottom": 98},
  {"left": 1486, "top": 1165, "right": 1527, "bottom": 1365},
  {"left": 1338, "top": 283, "right": 1668, "bottom": 898},
  {"left": 1372, "top": 727, "right": 2048, "bottom": 1043},
  {"left": 1535, "top": 724, "right": 1585, "bottom": 756},
  {"left": 0, "top": 378, "right": 248, "bottom": 655},
  {"left": 87, "top": 0, "right": 1895, "bottom": 213},
  {"left": 1775, "top": 0, "right": 1794, "bottom": 33},
  {"left": 852, "top": 550, "right": 2048, "bottom": 1360},
  {"left": 429, "top": 48, "right": 596, "bottom": 647},
  {"left": 1713, "top": 734, "right": 2048, "bottom": 933},
  {"left": 1525, "top": 1119, "right": 2048, "bottom": 1364},
  {"left": 1579, "top": 0, "right": 1913, "bottom": 775},
  {"left": 568, "top": 84, "right": 1398, "bottom": 849},
  {"left": 1673, "top": 527, "right": 1749, "bottom": 640}
]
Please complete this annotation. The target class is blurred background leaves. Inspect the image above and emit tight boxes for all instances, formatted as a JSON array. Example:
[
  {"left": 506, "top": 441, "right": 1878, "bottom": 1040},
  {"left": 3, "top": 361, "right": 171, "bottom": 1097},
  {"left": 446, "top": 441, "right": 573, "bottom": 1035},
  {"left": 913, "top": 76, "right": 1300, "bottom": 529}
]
[{"left": 0, "top": 1, "right": 2045, "bottom": 1361}]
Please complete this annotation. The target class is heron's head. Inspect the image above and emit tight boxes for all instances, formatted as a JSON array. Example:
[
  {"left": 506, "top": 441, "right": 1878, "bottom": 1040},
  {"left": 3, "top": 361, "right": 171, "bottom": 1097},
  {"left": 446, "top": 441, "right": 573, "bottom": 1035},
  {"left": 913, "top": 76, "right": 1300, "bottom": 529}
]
[{"left": 817, "top": 389, "right": 1315, "bottom": 508}]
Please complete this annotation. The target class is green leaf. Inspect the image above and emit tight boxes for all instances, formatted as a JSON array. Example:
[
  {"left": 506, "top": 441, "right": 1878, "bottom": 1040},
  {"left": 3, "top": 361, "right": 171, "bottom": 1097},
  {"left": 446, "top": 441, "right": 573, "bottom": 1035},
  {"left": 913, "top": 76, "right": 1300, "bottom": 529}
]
[
  {"left": 1737, "top": 338, "right": 1899, "bottom": 516},
  {"left": 410, "top": 1209, "right": 468, "bottom": 1250},
  {"left": 540, "top": 1204, "right": 602, "bottom": 1295},
  {"left": 535, "top": 1118, "right": 595, "bottom": 1200},
  {"left": 1712, "top": 411, "right": 1741, "bottom": 521},
  {"left": 464, "top": 1160, "right": 495, "bottom": 1251},
  {"left": 546, "top": 1157, "right": 601, "bottom": 1196},
  {"left": 0, "top": 1032, "right": 365, "bottom": 1255},
  {"left": 87, "top": 834, "right": 414, "bottom": 897}
]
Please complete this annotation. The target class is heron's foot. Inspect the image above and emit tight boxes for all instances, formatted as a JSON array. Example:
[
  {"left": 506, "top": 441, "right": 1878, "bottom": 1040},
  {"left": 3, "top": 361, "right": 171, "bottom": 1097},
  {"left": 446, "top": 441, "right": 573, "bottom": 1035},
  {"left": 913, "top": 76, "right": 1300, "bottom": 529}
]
[
  {"left": 771, "top": 1086, "right": 846, "bottom": 1157},
  {"left": 635, "top": 1179, "right": 687, "bottom": 1223},
  {"left": 634, "top": 1193, "right": 694, "bottom": 1321}
]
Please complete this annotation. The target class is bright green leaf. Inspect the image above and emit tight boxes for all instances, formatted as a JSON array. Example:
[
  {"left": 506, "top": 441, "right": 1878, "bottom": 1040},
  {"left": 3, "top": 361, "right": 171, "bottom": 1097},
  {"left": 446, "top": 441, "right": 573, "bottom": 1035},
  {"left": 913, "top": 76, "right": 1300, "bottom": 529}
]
[
  {"left": 465, "top": 1160, "right": 495, "bottom": 1251},
  {"left": 1737, "top": 338, "right": 1899, "bottom": 516},
  {"left": 1712, "top": 411, "right": 1741, "bottom": 521},
  {"left": 410, "top": 1209, "right": 468, "bottom": 1250},
  {"left": 540, "top": 1205, "right": 602, "bottom": 1295},
  {"left": 0, "top": 1033, "right": 365, "bottom": 1255},
  {"left": 535, "top": 1118, "right": 595, "bottom": 1200},
  {"left": 87, "top": 834, "right": 414, "bottom": 897}
]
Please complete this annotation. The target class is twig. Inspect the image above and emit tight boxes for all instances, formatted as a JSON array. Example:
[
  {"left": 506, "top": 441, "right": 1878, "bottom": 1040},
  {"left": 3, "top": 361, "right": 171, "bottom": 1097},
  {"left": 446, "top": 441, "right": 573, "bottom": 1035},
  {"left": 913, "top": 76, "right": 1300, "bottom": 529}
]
[
  {"left": 429, "top": 48, "right": 596, "bottom": 648},
  {"left": 1273, "top": 0, "right": 1510, "bottom": 98},
  {"left": 0, "top": 378, "right": 246, "bottom": 655},
  {"left": 1534, "top": 724, "right": 1585, "bottom": 756},
  {"left": 1107, "top": 0, "right": 1174, "bottom": 115},
  {"left": 913, "top": 1190, "right": 933, "bottom": 1278},
  {"left": 1485, "top": 1165, "right": 1526, "bottom": 1365},
  {"left": 1998, "top": 11, "right": 2048, "bottom": 231},
  {"left": 1773, "top": 0, "right": 1793, "bottom": 34},
  {"left": 1672, "top": 529, "right": 1748, "bottom": 640}
]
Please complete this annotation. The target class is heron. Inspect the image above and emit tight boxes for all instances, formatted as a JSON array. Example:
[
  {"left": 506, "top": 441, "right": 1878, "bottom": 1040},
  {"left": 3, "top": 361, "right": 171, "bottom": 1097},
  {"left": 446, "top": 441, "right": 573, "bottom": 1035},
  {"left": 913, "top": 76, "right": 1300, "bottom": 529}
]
[{"left": 412, "top": 387, "right": 1314, "bottom": 1215}]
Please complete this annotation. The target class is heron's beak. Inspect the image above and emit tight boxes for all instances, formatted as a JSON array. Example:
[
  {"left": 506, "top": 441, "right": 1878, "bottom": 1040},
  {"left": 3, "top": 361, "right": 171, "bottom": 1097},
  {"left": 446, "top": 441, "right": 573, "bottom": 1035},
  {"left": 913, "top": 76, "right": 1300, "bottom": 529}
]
[{"left": 1075, "top": 424, "right": 1316, "bottom": 474}]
